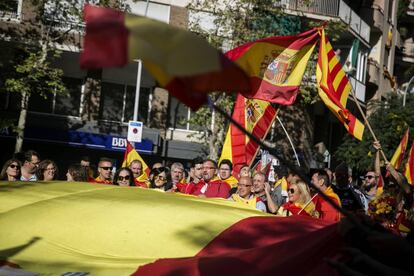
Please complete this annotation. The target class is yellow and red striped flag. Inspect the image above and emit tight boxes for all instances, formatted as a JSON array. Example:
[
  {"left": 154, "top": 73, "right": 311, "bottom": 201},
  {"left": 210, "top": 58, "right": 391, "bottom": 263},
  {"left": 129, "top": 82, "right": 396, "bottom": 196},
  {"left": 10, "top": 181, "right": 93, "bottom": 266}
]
[
  {"left": 390, "top": 128, "right": 410, "bottom": 170},
  {"left": 219, "top": 95, "right": 278, "bottom": 175},
  {"left": 226, "top": 28, "right": 320, "bottom": 105},
  {"left": 376, "top": 174, "right": 384, "bottom": 197},
  {"left": 122, "top": 141, "right": 150, "bottom": 178},
  {"left": 404, "top": 140, "right": 414, "bottom": 185},
  {"left": 0, "top": 181, "right": 342, "bottom": 275},
  {"left": 80, "top": 5, "right": 249, "bottom": 110},
  {"left": 316, "top": 29, "right": 365, "bottom": 140}
]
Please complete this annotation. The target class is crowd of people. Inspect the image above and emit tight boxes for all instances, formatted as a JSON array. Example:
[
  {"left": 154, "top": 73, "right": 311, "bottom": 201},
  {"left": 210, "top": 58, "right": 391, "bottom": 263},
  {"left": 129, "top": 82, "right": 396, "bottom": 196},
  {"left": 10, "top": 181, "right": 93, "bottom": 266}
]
[{"left": 1, "top": 144, "right": 413, "bottom": 235}]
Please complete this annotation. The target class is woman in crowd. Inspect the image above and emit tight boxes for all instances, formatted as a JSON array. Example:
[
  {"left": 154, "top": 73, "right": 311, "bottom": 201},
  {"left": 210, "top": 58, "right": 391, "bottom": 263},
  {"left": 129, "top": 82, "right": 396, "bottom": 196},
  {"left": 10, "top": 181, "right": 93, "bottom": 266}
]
[
  {"left": 0, "top": 159, "right": 21, "bottom": 181},
  {"left": 149, "top": 167, "right": 172, "bottom": 191},
  {"left": 66, "top": 164, "right": 88, "bottom": 182},
  {"left": 277, "top": 181, "right": 318, "bottom": 217},
  {"left": 113, "top": 168, "right": 134, "bottom": 187},
  {"left": 36, "top": 160, "right": 59, "bottom": 181}
]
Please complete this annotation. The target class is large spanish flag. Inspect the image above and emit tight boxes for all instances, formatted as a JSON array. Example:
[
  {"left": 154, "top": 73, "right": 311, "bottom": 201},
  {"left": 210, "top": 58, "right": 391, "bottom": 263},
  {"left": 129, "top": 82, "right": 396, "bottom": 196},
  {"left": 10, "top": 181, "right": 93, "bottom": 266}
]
[
  {"left": 0, "top": 182, "right": 341, "bottom": 275},
  {"left": 80, "top": 5, "right": 250, "bottom": 110},
  {"left": 219, "top": 95, "right": 277, "bottom": 175},
  {"left": 225, "top": 28, "right": 319, "bottom": 105},
  {"left": 122, "top": 141, "right": 151, "bottom": 179},
  {"left": 390, "top": 128, "right": 410, "bottom": 170},
  {"left": 404, "top": 140, "right": 414, "bottom": 185},
  {"left": 316, "top": 29, "right": 365, "bottom": 140}
]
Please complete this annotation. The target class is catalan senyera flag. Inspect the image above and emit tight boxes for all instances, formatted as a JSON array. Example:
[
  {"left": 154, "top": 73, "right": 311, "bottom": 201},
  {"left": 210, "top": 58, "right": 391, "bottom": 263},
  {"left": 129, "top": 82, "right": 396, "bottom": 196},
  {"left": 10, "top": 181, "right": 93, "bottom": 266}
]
[
  {"left": 404, "top": 140, "right": 414, "bottom": 185},
  {"left": 0, "top": 181, "right": 342, "bottom": 275},
  {"left": 219, "top": 95, "right": 278, "bottom": 175},
  {"left": 80, "top": 5, "right": 250, "bottom": 110},
  {"left": 316, "top": 29, "right": 365, "bottom": 140},
  {"left": 122, "top": 141, "right": 150, "bottom": 178},
  {"left": 226, "top": 28, "right": 319, "bottom": 105},
  {"left": 390, "top": 128, "right": 410, "bottom": 170}
]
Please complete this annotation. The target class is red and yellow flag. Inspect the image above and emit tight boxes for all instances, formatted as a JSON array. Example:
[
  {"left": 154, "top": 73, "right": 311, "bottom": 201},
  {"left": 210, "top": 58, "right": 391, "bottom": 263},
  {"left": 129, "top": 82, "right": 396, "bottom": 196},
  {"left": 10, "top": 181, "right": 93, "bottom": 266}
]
[
  {"left": 219, "top": 95, "right": 277, "bottom": 175},
  {"left": 404, "top": 140, "right": 414, "bottom": 185},
  {"left": 390, "top": 128, "right": 410, "bottom": 170},
  {"left": 226, "top": 28, "right": 319, "bottom": 105},
  {"left": 80, "top": 5, "right": 249, "bottom": 110},
  {"left": 0, "top": 182, "right": 341, "bottom": 275},
  {"left": 316, "top": 29, "right": 365, "bottom": 140},
  {"left": 122, "top": 141, "right": 151, "bottom": 178}
]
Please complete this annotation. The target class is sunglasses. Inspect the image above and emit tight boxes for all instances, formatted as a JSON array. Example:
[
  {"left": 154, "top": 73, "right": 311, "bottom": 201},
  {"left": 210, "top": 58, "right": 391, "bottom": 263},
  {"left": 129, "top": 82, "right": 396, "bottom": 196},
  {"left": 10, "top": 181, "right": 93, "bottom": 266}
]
[
  {"left": 365, "top": 175, "right": 375, "bottom": 179},
  {"left": 288, "top": 188, "right": 296, "bottom": 194},
  {"left": 9, "top": 164, "right": 20, "bottom": 169},
  {"left": 156, "top": 175, "right": 167, "bottom": 181},
  {"left": 100, "top": 167, "right": 112, "bottom": 171},
  {"left": 118, "top": 175, "right": 130, "bottom": 181}
]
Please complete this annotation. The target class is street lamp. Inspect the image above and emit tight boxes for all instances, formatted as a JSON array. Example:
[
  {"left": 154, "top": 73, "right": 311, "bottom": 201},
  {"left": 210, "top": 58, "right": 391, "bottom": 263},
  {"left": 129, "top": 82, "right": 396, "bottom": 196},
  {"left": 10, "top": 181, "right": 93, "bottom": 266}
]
[{"left": 403, "top": 75, "right": 414, "bottom": 107}]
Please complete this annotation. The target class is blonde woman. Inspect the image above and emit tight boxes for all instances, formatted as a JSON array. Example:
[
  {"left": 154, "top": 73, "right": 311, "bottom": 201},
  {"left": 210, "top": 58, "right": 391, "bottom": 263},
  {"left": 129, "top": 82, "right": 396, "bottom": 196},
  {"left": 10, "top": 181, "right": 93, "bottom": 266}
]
[{"left": 277, "top": 181, "right": 318, "bottom": 217}]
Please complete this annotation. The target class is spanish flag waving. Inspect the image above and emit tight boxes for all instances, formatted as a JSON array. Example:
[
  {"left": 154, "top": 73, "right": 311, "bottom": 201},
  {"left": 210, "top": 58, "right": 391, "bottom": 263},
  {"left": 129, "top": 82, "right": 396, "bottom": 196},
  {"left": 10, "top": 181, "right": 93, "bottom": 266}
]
[
  {"left": 390, "top": 128, "right": 410, "bottom": 170},
  {"left": 219, "top": 95, "right": 277, "bottom": 175},
  {"left": 122, "top": 141, "right": 150, "bottom": 178},
  {"left": 0, "top": 182, "right": 341, "bottom": 275},
  {"left": 316, "top": 29, "right": 365, "bottom": 140},
  {"left": 80, "top": 5, "right": 250, "bottom": 110}
]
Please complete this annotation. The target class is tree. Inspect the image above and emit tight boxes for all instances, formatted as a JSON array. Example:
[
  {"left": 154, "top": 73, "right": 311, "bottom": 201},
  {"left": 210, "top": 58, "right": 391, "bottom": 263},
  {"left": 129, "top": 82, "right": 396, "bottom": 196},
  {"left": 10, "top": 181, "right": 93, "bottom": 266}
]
[
  {"left": 0, "top": 0, "right": 125, "bottom": 153},
  {"left": 335, "top": 93, "right": 414, "bottom": 173}
]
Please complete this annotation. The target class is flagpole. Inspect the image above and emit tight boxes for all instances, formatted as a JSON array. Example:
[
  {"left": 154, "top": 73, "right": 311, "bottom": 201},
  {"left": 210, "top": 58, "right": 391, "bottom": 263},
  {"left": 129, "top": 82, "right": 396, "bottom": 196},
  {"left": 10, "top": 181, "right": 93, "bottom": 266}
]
[
  {"left": 276, "top": 115, "right": 301, "bottom": 167},
  {"left": 298, "top": 193, "right": 318, "bottom": 215},
  {"left": 208, "top": 97, "right": 369, "bottom": 235},
  {"left": 349, "top": 89, "right": 389, "bottom": 162}
]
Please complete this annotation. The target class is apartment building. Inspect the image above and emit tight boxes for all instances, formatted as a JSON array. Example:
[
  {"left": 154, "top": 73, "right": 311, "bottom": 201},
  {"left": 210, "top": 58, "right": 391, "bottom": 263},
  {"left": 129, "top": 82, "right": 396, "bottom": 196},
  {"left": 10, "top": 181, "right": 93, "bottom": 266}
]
[
  {"left": 0, "top": 0, "right": 206, "bottom": 170},
  {"left": 277, "top": 0, "right": 400, "bottom": 168}
]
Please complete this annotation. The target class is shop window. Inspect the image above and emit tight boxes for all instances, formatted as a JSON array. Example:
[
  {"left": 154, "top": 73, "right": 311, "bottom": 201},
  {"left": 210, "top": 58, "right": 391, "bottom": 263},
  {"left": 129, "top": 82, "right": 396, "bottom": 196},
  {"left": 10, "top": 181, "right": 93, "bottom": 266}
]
[
  {"left": 100, "top": 82, "right": 149, "bottom": 123},
  {"left": 169, "top": 96, "right": 203, "bottom": 131},
  {"left": 28, "top": 77, "right": 82, "bottom": 117}
]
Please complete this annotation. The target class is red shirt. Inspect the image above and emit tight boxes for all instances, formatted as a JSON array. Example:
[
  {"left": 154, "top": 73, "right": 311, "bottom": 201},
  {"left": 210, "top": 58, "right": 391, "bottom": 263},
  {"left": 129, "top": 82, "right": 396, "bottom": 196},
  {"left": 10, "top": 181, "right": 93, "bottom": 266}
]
[
  {"left": 177, "top": 180, "right": 205, "bottom": 194},
  {"left": 313, "top": 188, "right": 341, "bottom": 222},
  {"left": 191, "top": 179, "right": 230, "bottom": 199},
  {"left": 93, "top": 176, "right": 112, "bottom": 185}
]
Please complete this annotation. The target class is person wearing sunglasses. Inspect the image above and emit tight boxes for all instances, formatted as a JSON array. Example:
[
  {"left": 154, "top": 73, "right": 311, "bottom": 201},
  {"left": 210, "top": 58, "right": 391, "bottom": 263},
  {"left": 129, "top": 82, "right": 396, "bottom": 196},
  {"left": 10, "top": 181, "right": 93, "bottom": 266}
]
[
  {"left": 113, "top": 168, "right": 134, "bottom": 187},
  {"left": 149, "top": 167, "right": 172, "bottom": 191},
  {"left": 277, "top": 181, "right": 317, "bottom": 217},
  {"left": 229, "top": 176, "right": 266, "bottom": 212},
  {"left": 0, "top": 159, "right": 21, "bottom": 181},
  {"left": 94, "top": 158, "right": 113, "bottom": 184},
  {"left": 36, "top": 159, "right": 59, "bottom": 181}
]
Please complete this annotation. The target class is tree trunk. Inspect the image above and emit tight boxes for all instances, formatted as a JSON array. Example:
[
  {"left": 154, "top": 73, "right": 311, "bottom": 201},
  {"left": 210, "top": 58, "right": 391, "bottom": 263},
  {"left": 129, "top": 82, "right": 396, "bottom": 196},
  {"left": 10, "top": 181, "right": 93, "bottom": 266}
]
[{"left": 14, "top": 90, "right": 29, "bottom": 153}]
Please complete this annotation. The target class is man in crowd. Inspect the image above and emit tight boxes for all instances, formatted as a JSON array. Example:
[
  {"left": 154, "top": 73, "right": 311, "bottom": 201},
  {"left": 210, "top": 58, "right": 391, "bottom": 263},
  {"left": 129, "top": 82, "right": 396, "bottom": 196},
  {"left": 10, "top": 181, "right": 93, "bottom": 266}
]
[
  {"left": 129, "top": 159, "right": 149, "bottom": 188},
  {"left": 192, "top": 159, "right": 230, "bottom": 198},
  {"left": 170, "top": 162, "right": 185, "bottom": 186},
  {"left": 252, "top": 172, "right": 280, "bottom": 213},
  {"left": 94, "top": 158, "right": 113, "bottom": 184},
  {"left": 273, "top": 165, "right": 289, "bottom": 204},
  {"left": 229, "top": 176, "right": 266, "bottom": 212},
  {"left": 177, "top": 157, "right": 203, "bottom": 194},
  {"left": 360, "top": 169, "right": 379, "bottom": 204},
  {"left": 218, "top": 159, "right": 238, "bottom": 188},
  {"left": 333, "top": 163, "right": 367, "bottom": 213},
  {"left": 20, "top": 150, "right": 40, "bottom": 181},
  {"left": 80, "top": 156, "right": 95, "bottom": 182},
  {"left": 311, "top": 169, "right": 341, "bottom": 222}
]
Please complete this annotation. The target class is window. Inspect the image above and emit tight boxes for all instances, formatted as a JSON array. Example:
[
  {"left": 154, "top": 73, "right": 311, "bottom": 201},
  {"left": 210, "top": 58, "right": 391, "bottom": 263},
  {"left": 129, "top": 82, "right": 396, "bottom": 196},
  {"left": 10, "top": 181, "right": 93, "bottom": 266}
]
[
  {"left": 28, "top": 77, "right": 82, "bottom": 116},
  {"left": 168, "top": 96, "right": 202, "bottom": 131},
  {"left": 0, "top": 0, "right": 21, "bottom": 20},
  {"left": 99, "top": 82, "right": 149, "bottom": 123}
]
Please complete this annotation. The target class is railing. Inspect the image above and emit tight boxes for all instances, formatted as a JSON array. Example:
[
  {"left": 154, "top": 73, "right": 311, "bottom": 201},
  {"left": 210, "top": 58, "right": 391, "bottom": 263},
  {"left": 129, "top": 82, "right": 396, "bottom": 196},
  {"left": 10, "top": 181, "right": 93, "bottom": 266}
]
[
  {"left": 281, "top": 0, "right": 370, "bottom": 43},
  {"left": 349, "top": 76, "right": 366, "bottom": 102}
]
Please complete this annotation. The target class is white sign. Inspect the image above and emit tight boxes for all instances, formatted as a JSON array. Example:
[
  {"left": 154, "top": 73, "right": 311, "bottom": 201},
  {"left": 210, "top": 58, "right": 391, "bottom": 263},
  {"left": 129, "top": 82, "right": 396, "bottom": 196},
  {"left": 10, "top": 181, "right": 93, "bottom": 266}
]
[{"left": 127, "top": 121, "right": 143, "bottom": 143}]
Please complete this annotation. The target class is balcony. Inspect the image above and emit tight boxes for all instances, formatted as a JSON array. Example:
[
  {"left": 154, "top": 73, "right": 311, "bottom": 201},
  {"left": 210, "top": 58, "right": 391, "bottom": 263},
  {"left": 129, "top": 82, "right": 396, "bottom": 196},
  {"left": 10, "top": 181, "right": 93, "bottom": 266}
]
[
  {"left": 367, "top": 59, "right": 380, "bottom": 87},
  {"left": 281, "top": 0, "right": 370, "bottom": 44},
  {"left": 402, "top": 39, "right": 414, "bottom": 62},
  {"left": 349, "top": 76, "right": 366, "bottom": 102},
  {"left": 0, "top": 0, "right": 22, "bottom": 21}
]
